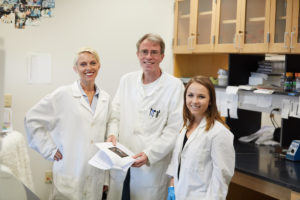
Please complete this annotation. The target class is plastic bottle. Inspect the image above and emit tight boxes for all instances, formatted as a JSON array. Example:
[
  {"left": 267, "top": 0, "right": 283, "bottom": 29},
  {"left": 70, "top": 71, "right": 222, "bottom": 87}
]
[
  {"left": 295, "top": 73, "right": 300, "bottom": 93},
  {"left": 217, "top": 69, "right": 228, "bottom": 86},
  {"left": 284, "top": 72, "right": 293, "bottom": 92}
]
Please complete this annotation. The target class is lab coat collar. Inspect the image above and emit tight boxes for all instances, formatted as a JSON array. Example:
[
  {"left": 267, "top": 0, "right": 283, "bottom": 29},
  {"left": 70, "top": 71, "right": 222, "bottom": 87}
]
[
  {"left": 71, "top": 81, "right": 91, "bottom": 114},
  {"left": 71, "top": 81, "right": 108, "bottom": 117},
  {"left": 183, "top": 117, "right": 207, "bottom": 150},
  {"left": 136, "top": 70, "right": 165, "bottom": 97},
  {"left": 93, "top": 90, "right": 109, "bottom": 119}
]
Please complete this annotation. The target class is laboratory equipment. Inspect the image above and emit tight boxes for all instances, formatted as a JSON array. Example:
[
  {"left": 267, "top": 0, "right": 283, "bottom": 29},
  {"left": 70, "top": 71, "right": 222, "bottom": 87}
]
[{"left": 286, "top": 140, "right": 300, "bottom": 161}]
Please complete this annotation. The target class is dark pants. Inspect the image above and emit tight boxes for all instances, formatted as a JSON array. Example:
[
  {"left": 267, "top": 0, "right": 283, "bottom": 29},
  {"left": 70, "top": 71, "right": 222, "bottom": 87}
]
[{"left": 122, "top": 168, "right": 131, "bottom": 200}]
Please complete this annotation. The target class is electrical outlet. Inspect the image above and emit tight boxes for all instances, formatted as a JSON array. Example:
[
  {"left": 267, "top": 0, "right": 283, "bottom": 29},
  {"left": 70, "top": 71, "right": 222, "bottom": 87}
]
[
  {"left": 45, "top": 171, "right": 53, "bottom": 184},
  {"left": 4, "top": 94, "right": 12, "bottom": 108}
]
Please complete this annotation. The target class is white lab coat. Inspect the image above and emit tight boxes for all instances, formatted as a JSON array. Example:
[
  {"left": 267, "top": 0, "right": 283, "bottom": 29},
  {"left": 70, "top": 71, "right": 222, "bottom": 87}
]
[
  {"left": 25, "top": 81, "right": 111, "bottom": 200},
  {"left": 107, "top": 71, "right": 184, "bottom": 200},
  {"left": 166, "top": 118, "right": 235, "bottom": 200}
]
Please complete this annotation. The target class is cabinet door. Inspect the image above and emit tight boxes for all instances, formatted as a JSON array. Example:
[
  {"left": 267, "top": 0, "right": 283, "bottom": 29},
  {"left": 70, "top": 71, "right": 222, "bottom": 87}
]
[
  {"left": 214, "top": 0, "right": 241, "bottom": 53},
  {"left": 291, "top": 191, "right": 300, "bottom": 200},
  {"left": 269, "top": 0, "right": 293, "bottom": 53},
  {"left": 239, "top": 0, "right": 271, "bottom": 53},
  {"left": 290, "top": 0, "right": 300, "bottom": 53},
  {"left": 173, "top": 0, "right": 193, "bottom": 53},
  {"left": 192, "top": 0, "right": 216, "bottom": 52}
]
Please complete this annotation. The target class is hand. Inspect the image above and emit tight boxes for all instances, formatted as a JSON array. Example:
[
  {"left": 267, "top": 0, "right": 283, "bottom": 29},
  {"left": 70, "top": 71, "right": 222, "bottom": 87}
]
[
  {"left": 54, "top": 149, "right": 63, "bottom": 161},
  {"left": 132, "top": 152, "right": 148, "bottom": 167},
  {"left": 106, "top": 135, "right": 117, "bottom": 146},
  {"left": 103, "top": 185, "right": 109, "bottom": 192},
  {"left": 167, "top": 186, "right": 175, "bottom": 200}
]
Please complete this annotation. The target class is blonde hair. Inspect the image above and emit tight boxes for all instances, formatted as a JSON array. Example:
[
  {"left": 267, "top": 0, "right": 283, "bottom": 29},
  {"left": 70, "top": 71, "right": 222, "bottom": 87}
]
[
  {"left": 73, "top": 47, "right": 100, "bottom": 66},
  {"left": 136, "top": 33, "right": 165, "bottom": 54}
]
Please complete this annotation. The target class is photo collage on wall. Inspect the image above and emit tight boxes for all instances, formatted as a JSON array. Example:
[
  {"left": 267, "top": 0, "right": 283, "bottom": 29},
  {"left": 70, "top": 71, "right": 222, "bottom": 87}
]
[{"left": 0, "top": 0, "right": 55, "bottom": 29}]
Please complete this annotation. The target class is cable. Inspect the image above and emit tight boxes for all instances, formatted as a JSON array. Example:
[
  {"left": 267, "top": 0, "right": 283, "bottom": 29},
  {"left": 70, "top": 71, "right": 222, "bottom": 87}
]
[{"left": 270, "top": 108, "right": 280, "bottom": 128}]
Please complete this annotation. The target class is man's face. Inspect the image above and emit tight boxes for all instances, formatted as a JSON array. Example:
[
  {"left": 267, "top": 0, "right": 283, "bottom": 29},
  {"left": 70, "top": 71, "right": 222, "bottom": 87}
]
[{"left": 136, "top": 39, "right": 164, "bottom": 74}]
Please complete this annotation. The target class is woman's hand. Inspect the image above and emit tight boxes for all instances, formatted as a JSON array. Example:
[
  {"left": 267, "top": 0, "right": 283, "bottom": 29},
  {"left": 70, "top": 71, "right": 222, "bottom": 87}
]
[
  {"left": 54, "top": 149, "right": 63, "bottom": 161},
  {"left": 167, "top": 186, "right": 175, "bottom": 200},
  {"left": 106, "top": 135, "right": 117, "bottom": 146},
  {"left": 103, "top": 185, "right": 109, "bottom": 192},
  {"left": 167, "top": 177, "right": 175, "bottom": 200}
]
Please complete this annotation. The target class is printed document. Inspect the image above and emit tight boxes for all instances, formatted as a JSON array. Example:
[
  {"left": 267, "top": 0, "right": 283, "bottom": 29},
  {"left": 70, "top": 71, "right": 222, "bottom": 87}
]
[{"left": 89, "top": 142, "right": 136, "bottom": 171}]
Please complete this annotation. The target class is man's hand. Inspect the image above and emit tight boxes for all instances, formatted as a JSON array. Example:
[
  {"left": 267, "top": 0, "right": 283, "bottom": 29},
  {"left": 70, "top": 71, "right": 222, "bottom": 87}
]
[
  {"left": 103, "top": 185, "right": 109, "bottom": 192},
  {"left": 106, "top": 135, "right": 117, "bottom": 146},
  {"left": 54, "top": 149, "right": 63, "bottom": 161},
  {"left": 132, "top": 152, "right": 148, "bottom": 167}
]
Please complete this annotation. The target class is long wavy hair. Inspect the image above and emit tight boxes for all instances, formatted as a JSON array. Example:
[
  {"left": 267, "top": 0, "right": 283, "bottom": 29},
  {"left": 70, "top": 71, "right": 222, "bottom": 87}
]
[{"left": 183, "top": 76, "right": 229, "bottom": 131}]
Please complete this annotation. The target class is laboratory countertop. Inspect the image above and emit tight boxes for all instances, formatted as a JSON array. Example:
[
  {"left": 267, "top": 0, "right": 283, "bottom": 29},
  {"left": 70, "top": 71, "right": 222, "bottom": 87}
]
[{"left": 234, "top": 142, "right": 300, "bottom": 192}]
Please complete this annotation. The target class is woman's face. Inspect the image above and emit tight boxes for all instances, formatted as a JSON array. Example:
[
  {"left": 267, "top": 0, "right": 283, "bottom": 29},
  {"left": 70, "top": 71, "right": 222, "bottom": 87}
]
[
  {"left": 186, "top": 82, "right": 210, "bottom": 119},
  {"left": 74, "top": 52, "right": 100, "bottom": 85}
]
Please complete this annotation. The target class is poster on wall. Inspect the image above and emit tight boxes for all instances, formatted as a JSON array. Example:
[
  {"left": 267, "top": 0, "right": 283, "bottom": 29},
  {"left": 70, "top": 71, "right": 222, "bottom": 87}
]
[{"left": 0, "top": 0, "right": 55, "bottom": 28}]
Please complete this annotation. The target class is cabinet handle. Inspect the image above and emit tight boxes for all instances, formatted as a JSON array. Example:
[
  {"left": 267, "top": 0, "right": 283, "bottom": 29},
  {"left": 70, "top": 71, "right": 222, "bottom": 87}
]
[
  {"left": 267, "top": 32, "right": 270, "bottom": 43},
  {"left": 238, "top": 34, "right": 242, "bottom": 49},
  {"left": 234, "top": 34, "right": 238, "bottom": 49},
  {"left": 188, "top": 36, "right": 194, "bottom": 50},
  {"left": 191, "top": 36, "right": 195, "bottom": 50},
  {"left": 283, "top": 32, "right": 288, "bottom": 49},
  {"left": 290, "top": 32, "right": 295, "bottom": 49}
]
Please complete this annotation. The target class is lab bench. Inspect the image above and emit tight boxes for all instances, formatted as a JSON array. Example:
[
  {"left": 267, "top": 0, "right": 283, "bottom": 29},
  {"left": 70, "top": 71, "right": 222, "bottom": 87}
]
[{"left": 227, "top": 141, "right": 300, "bottom": 200}]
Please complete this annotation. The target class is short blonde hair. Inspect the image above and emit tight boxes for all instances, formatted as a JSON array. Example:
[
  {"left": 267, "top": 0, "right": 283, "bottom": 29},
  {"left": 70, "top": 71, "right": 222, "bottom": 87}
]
[
  {"left": 136, "top": 33, "right": 165, "bottom": 54},
  {"left": 73, "top": 47, "right": 100, "bottom": 66}
]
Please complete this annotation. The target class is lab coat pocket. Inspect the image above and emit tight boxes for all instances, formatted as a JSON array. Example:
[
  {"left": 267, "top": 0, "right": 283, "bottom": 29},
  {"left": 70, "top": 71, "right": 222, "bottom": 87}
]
[
  {"left": 187, "top": 167, "right": 208, "bottom": 192},
  {"left": 53, "top": 173, "right": 80, "bottom": 199},
  {"left": 187, "top": 142, "right": 210, "bottom": 172},
  {"left": 109, "top": 169, "right": 127, "bottom": 183},
  {"left": 144, "top": 108, "right": 167, "bottom": 133}
]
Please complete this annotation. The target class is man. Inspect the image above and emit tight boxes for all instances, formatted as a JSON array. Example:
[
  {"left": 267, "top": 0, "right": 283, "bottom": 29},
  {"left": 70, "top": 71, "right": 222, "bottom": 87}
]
[{"left": 106, "top": 33, "right": 184, "bottom": 200}]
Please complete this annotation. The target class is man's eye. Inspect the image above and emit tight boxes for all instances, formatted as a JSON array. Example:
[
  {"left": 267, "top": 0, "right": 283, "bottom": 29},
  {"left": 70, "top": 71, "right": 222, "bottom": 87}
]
[
  {"left": 80, "top": 63, "right": 87, "bottom": 67},
  {"left": 90, "top": 61, "right": 97, "bottom": 65}
]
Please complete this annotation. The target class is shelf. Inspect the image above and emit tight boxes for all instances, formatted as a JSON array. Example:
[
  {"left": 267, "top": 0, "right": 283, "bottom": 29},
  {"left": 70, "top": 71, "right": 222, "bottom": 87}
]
[
  {"left": 179, "top": 14, "right": 190, "bottom": 19},
  {"left": 215, "top": 87, "right": 300, "bottom": 116},
  {"left": 247, "top": 17, "right": 265, "bottom": 22},
  {"left": 198, "top": 11, "right": 212, "bottom": 16},
  {"left": 276, "top": 16, "right": 287, "bottom": 20},
  {"left": 221, "top": 19, "right": 237, "bottom": 24}
]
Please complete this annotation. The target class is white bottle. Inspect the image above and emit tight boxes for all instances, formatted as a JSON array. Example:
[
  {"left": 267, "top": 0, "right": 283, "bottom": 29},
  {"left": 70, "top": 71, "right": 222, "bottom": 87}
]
[{"left": 218, "top": 69, "right": 228, "bottom": 86}]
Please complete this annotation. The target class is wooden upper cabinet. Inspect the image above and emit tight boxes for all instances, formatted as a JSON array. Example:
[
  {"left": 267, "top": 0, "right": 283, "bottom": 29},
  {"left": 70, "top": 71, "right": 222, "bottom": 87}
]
[
  {"left": 214, "top": 0, "right": 240, "bottom": 53},
  {"left": 239, "top": 0, "right": 271, "bottom": 53},
  {"left": 193, "top": 0, "right": 216, "bottom": 52},
  {"left": 173, "top": 0, "right": 216, "bottom": 53},
  {"left": 173, "top": 0, "right": 193, "bottom": 53},
  {"left": 173, "top": 0, "right": 300, "bottom": 54},
  {"left": 269, "top": 0, "right": 293, "bottom": 53},
  {"left": 290, "top": 0, "right": 300, "bottom": 53}
]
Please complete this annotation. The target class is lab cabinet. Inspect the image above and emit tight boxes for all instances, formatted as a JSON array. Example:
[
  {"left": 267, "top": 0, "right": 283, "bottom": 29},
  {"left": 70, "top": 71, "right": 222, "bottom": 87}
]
[
  {"left": 215, "top": 0, "right": 271, "bottom": 53},
  {"left": 174, "top": 0, "right": 300, "bottom": 54},
  {"left": 291, "top": 191, "right": 300, "bottom": 200},
  {"left": 173, "top": 0, "right": 216, "bottom": 53},
  {"left": 268, "top": 0, "right": 300, "bottom": 53}
]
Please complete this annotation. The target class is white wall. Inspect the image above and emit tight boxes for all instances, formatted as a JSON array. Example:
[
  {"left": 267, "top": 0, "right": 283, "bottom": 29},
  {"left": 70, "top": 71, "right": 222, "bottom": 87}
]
[
  {"left": 0, "top": 39, "right": 4, "bottom": 136},
  {"left": 0, "top": 0, "right": 175, "bottom": 199}
]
